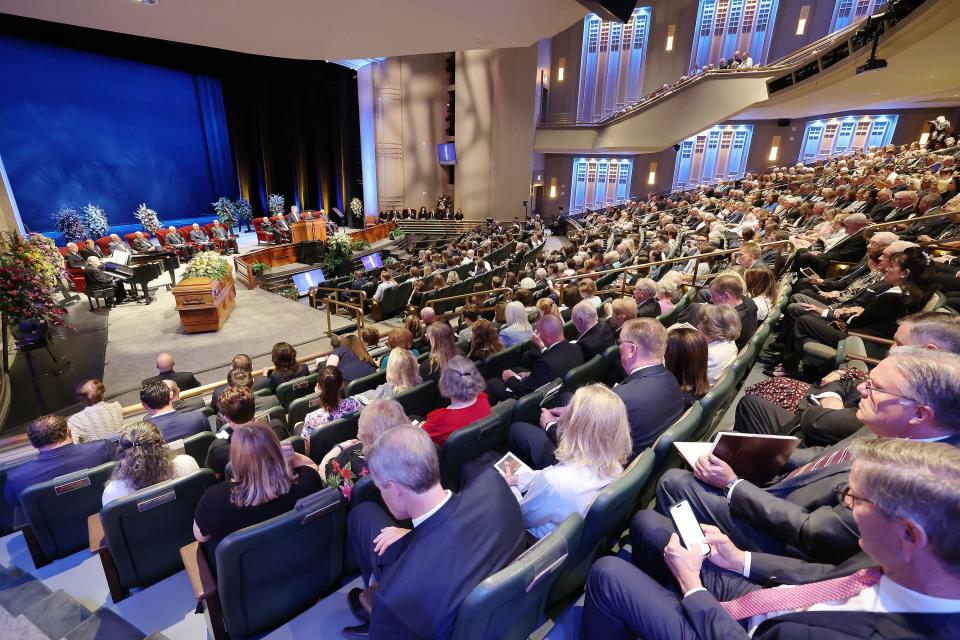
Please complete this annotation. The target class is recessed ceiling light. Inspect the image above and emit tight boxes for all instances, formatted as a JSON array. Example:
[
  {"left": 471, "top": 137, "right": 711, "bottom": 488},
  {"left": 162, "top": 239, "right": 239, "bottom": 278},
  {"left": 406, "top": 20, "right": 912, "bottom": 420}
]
[{"left": 129, "top": 0, "right": 158, "bottom": 5}]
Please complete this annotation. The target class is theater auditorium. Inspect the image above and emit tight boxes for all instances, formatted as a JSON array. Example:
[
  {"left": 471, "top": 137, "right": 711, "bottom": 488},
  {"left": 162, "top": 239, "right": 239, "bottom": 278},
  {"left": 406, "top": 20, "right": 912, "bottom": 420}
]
[{"left": 1, "top": 0, "right": 960, "bottom": 637}]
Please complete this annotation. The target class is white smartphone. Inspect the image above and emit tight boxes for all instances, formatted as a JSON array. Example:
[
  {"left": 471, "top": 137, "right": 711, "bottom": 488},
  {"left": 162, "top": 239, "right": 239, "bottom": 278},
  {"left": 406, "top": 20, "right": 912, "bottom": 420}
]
[
  {"left": 800, "top": 267, "right": 818, "bottom": 279},
  {"left": 669, "top": 500, "right": 710, "bottom": 557}
]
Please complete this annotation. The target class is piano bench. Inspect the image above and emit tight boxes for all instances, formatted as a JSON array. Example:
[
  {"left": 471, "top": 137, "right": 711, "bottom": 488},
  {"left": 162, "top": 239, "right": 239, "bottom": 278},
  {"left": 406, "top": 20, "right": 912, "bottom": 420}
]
[{"left": 87, "top": 289, "right": 115, "bottom": 310}]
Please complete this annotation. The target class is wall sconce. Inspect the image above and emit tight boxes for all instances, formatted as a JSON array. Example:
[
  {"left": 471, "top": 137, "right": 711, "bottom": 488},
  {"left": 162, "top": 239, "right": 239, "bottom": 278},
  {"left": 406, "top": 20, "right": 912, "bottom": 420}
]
[
  {"left": 557, "top": 58, "right": 566, "bottom": 82},
  {"left": 665, "top": 25, "right": 676, "bottom": 51},
  {"left": 647, "top": 162, "right": 657, "bottom": 185},
  {"left": 796, "top": 6, "right": 810, "bottom": 35},
  {"left": 768, "top": 135, "right": 781, "bottom": 162},
  {"left": 549, "top": 177, "right": 558, "bottom": 198}
]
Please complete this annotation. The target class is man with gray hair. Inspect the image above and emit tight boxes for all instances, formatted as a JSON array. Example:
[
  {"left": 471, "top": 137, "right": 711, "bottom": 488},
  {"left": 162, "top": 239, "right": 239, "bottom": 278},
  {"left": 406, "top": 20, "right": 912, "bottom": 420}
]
[
  {"left": 344, "top": 426, "right": 525, "bottom": 638},
  {"left": 881, "top": 189, "right": 918, "bottom": 223},
  {"left": 64, "top": 242, "right": 86, "bottom": 268},
  {"left": 794, "top": 213, "right": 870, "bottom": 277},
  {"left": 655, "top": 347, "right": 960, "bottom": 566},
  {"left": 632, "top": 277, "right": 660, "bottom": 318},
  {"left": 571, "top": 300, "right": 616, "bottom": 361}
]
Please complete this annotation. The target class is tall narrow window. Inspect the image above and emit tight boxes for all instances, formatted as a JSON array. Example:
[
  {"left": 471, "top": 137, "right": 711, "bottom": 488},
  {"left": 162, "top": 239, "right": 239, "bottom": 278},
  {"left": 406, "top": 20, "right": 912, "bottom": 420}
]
[
  {"left": 830, "top": 0, "right": 887, "bottom": 32},
  {"left": 798, "top": 114, "right": 897, "bottom": 163},
  {"left": 690, "top": 0, "right": 779, "bottom": 71},
  {"left": 672, "top": 125, "right": 754, "bottom": 190},
  {"left": 577, "top": 7, "right": 651, "bottom": 122},
  {"left": 571, "top": 158, "right": 634, "bottom": 212}
]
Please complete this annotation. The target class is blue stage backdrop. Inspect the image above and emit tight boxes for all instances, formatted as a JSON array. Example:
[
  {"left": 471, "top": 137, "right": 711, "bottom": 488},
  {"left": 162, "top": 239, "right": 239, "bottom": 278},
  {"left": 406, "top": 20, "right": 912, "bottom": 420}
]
[{"left": 0, "top": 35, "right": 237, "bottom": 239}]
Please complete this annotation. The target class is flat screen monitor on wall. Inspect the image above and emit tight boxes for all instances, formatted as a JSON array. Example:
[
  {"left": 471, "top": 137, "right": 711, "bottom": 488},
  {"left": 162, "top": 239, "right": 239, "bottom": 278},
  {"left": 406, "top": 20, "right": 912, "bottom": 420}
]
[
  {"left": 438, "top": 143, "right": 456, "bottom": 165},
  {"left": 360, "top": 252, "right": 383, "bottom": 270},
  {"left": 291, "top": 268, "right": 326, "bottom": 296}
]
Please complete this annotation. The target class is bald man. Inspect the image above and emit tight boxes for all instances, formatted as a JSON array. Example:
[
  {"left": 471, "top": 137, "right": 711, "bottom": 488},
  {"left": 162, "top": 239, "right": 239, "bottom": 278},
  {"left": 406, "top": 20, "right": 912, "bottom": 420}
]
[{"left": 141, "top": 352, "right": 201, "bottom": 390}]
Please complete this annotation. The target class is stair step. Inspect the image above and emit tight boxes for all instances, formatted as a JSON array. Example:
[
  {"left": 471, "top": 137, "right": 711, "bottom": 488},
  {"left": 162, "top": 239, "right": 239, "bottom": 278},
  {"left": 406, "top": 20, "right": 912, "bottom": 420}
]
[
  {"left": 22, "top": 590, "right": 93, "bottom": 640},
  {"left": 63, "top": 608, "right": 146, "bottom": 640},
  {"left": 0, "top": 574, "right": 53, "bottom": 616},
  {"left": 0, "top": 608, "right": 49, "bottom": 640},
  {"left": 0, "top": 564, "right": 24, "bottom": 589}
]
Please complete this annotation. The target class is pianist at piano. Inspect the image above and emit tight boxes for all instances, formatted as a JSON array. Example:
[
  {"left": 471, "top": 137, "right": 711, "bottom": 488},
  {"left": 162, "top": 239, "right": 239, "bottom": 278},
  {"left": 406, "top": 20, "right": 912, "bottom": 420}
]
[{"left": 83, "top": 255, "right": 126, "bottom": 305}]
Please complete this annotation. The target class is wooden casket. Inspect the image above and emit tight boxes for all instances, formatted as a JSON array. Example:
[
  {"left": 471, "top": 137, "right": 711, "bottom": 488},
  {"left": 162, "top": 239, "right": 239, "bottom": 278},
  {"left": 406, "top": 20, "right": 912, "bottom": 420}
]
[{"left": 173, "top": 275, "right": 236, "bottom": 333}]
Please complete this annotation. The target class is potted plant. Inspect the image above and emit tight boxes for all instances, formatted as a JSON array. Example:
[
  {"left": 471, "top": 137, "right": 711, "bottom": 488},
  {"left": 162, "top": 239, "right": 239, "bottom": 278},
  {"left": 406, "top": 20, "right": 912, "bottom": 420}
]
[
  {"left": 323, "top": 230, "right": 356, "bottom": 276},
  {"left": 213, "top": 197, "right": 238, "bottom": 235},
  {"left": 234, "top": 197, "right": 253, "bottom": 232},
  {"left": 389, "top": 228, "right": 405, "bottom": 240}
]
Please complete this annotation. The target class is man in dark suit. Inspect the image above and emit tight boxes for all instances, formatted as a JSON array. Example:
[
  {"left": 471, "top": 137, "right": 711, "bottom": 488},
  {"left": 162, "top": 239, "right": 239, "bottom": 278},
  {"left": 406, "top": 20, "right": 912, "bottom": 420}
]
[
  {"left": 3, "top": 415, "right": 112, "bottom": 507},
  {"left": 879, "top": 190, "right": 917, "bottom": 223},
  {"left": 63, "top": 242, "right": 86, "bottom": 268},
  {"left": 344, "top": 426, "right": 525, "bottom": 639},
  {"left": 139, "top": 381, "right": 209, "bottom": 442},
  {"left": 106, "top": 234, "right": 131, "bottom": 255},
  {"left": 79, "top": 239, "right": 104, "bottom": 261},
  {"left": 581, "top": 438, "right": 960, "bottom": 640},
  {"left": 285, "top": 207, "right": 301, "bottom": 225},
  {"left": 130, "top": 231, "right": 156, "bottom": 253},
  {"left": 632, "top": 277, "right": 661, "bottom": 318},
  {"left": 509, "top": 318, "right": 684, "bottom": 468},
  {"left": 163, "top": 226, "right": 195, "bottom": 259},
  {"left": 679, "top": 274, "right": 758, "bottom": 350},
  {"left": 143, "top": 352, "right": 201, "bottom": 390},
  {"left": 164, "top": 380, "right": 206, "bottom": 413},
  {"left": 209, "top": 220, "right": 238, "bottom": 254},
  {"left": 486, "top": 313, "right": 584, "bottom": 402},
  {"left": 83, "top": 256, "right": 125, "bottom": 304},
  {"left": 188, "top": 223, "right": 214, "bottom": 252},
  {"left": 867, "top": 188, "right": 894, "bottom": 222},
  {"left": 272, "top": 215, "right": 291, "bottom": 242},
  {"left": 571, "top": 301, "right": 616, "bottom": 361},
  {"left": 793, "top": 213, "right": 870, "bottom": 277},
  {"left": 212, "top": 368, "right": 281, "bottom": 430},
  {"left": 655, "top": 348, "right": 960, "bottom": 565}
]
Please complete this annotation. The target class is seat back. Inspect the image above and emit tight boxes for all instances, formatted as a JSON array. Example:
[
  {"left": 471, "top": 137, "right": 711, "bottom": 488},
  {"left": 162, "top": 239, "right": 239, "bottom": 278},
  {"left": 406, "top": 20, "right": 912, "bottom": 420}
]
[
  {"left": 547, "top": 450, "right": 656, "bottom": 608},
  {"left": 20, "top": 462, "right": 115, "bottom": 562},
  {"left": 345, "top": 369, "right": 387, "bottom": 397},
  {"left": 216, "top": 488, "right": 345, "bottom": 638},
  {"left": 307, "top": 413, "right": 361, "bottom": 463},
  {"left": 696, "top": 371, "right": 737, "bottom": 440},
  {"left": 101, "top": 470, "right": 216, "bottom": 591},
  {"left": 477, "top": 343, "right": 522, "bottom": 380},
  {"left": 511, "top": 379, "right": 563, "bottom": 426},
  {"left": 450, "top": 514, "right": 583, "bottom": 640},
  {"left": 287, "top": 392, "right": 325, "bottom": 430},
  {"left": 393, "top": 380, "right": 438, "bottom": 418},
  {"left": 561, "top": 354, "right": 605, "bottom": 392},
  {"left": 275, "top": 373, "right": 319, "bottom": 410},
  {"left": 639, "top": 404, "right": 705, "bottom": 507},
  {"left": 181, "top": 431, "right": 215, "bottom": 469},
  {"left": 439, "top": 399, "right": 517, "bottom": 491}
]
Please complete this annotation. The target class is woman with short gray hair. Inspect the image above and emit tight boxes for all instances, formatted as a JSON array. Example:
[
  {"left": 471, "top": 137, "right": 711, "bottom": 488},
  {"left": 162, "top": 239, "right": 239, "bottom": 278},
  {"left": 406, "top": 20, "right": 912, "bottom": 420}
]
[
  {"left": 421, "top": 356, "right": 490, "bottom": 446},
  {"left": 697, "top": 303, "right": 741, "bottom": 384}
]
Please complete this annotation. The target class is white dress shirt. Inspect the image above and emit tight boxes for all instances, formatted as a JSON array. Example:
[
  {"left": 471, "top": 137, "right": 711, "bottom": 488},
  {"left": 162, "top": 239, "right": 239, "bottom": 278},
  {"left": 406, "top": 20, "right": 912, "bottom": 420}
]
[{"left": 411, "top": 490, "right": 453, "bottom": 527}]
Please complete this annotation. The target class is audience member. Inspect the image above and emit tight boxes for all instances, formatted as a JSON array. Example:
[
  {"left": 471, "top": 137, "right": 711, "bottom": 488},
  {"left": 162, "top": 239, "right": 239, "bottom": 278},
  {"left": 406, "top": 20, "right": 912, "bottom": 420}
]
[
  {"left": 488, "top": 313, "right": 583, "bottom": 402},
  {"left": 421, "top": 356, "right": 490, "bottom": 446},
  {"left": 697, "top": 304, "right": 742, "bottom": 384},
  {"left": 67, "top": 378, "right": 123, "bottom": 444},
  {"left": 267, "top": 342, "right": 310, "bottom": 391},
  {"left": 571, "top": 300, "right": 616, "bottom": 361},
  {"left": 142, "top": 352, "right": 201, "bottom": 390},
  {"left": 301, "top": 366, "right": 362, "bottom": 452},
  {"left": 356, "top": 348, "right": 422, "bottom": 404},
  {"left": 327, "top": 334, "right": 378, "bottom": 382},
  {"left": 164, "top": 380, "right": 205, "bottom": 413},
  {"left": 378, "top": 328, "right": 420, "bottom": 370},
  {"left": 419, "top": 322, "right": 463, "bottom": 383},
  {"left": 468, "top": 318, "right": 504, "bottom": 362},
  {"left": 102, "top": 421, "right": 200, "bottom": 505},
  {"left": 139, "top": 381, "right": 209, "bottom": 441},
  {"left": 665, "top": 326, "right": 711, "bottom": 407},
  {"left": 499, "top": 300, "right": 535, "bottom": 348}
]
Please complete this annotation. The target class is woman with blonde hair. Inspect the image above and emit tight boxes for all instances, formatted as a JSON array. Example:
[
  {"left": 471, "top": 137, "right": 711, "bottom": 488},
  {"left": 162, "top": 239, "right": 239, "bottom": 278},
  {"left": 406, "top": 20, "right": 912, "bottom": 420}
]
[
  {"left": 535, "top": 297, "right": 560, "bottom": 320},
  {"left": 469, "top": 319, "right": 504, "bottom": 362},
  {"left": 421, "top": 356, "right": 490, "bottom": 446},
  {"left": 192, "top": 423, "right": 322, "bottom": 564},
  {"left": 419, "top": 322, "right": 464, "bottom": 383},
  {"left": 102, "top": 420, "right": 200, "bottom": 505},
  {"left": 355, "top": 348, "right": 422, "bottom": 404},
  {"left": 505, "top": 384, "right": 631, "bottom": 538},
  {"left": 378, "top": 327, "right": 420, "bottom": 370},
  {"left": 499, "top": 300, "right": 534, "bottom": 347},
  {"left": 326, "top": 334, "right": 377, "bottom": 382}
]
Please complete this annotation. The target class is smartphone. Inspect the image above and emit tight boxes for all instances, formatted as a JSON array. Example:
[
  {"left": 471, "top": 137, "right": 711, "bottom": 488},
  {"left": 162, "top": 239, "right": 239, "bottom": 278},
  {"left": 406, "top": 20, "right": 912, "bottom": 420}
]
[
  {"left": 800, "top": 267, "right": 818, "bottom": 279},
  {"left": 669, "top": 500, "right": 710, "bottom": 557}
]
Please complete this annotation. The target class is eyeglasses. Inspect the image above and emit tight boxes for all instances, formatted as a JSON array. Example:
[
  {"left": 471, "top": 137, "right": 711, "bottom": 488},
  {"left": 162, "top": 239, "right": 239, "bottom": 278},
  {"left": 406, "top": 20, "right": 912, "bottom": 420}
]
[
  {"left": 834, "top": 483, "right": 875, "bottom": 510},
  {"left": 861, "top": 378, "right": 921, "bottom": 405}
]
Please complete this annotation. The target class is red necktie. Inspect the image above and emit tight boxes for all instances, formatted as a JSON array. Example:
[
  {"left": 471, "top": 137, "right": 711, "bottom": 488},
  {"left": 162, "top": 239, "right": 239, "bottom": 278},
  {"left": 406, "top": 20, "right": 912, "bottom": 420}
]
[
  {"left": 720, "top": 567, "right": 882, "bottom": 620},
  {"left": 781, "top": 445, "right": 852, "bottom": 481}
]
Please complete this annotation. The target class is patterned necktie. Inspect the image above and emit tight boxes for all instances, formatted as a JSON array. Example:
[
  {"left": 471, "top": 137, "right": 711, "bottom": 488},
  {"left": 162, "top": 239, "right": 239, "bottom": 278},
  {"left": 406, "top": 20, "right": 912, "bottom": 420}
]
[
  {"left": 781, "top": 445, "right": 852, "bottom": 481},
  {"left": 720, "top": 567, "right": 882, "bottom": 620}
]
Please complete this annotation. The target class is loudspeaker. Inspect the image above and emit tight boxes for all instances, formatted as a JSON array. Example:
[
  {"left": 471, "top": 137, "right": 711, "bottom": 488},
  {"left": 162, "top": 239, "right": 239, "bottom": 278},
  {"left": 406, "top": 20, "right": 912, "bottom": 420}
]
[
  {"left": 574, "top": 0, "right": 637, "bottom": 23},
  {"left": 777, "top": 118, "right": 792, "bottom": 127}
]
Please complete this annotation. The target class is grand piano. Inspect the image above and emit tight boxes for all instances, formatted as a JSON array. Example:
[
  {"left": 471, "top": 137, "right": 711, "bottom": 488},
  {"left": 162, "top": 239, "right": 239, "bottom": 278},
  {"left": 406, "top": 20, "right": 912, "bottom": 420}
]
[{"left": 103, "top": 250, "right": 180, "bottom": 303}]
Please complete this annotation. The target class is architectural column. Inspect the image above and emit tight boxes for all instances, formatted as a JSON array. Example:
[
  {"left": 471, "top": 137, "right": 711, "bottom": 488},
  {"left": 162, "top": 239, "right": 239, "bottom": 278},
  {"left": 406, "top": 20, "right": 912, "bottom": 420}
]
[{"left": 0, "top": 154, "right": 24, "bottom": 235}]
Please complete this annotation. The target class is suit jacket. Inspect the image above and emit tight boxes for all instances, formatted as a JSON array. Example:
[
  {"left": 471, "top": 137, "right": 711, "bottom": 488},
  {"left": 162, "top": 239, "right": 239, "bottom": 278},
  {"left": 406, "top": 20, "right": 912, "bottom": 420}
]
[
  {"left": 189, "top": 229, "right": 210, "bottom": 244},
  {"left": 4, "top": 441, "right": 113, "bottom": 507},
  {"left": 173, "top": 396, "right": 207, "bottom": 413},
  {"left": 369, "top": 469, "right": 526, "bottom": 639},
  {"left": 132, "top": 238, "right": 155, "bottom": 252},
  {"left": 108, "top": 240, "right": 131, "bottom": 254},
  {"left": 822, "top": 230, "right": 866, "bottom": 264},
  {"left": 274, "top": 218, "right": 290, "bottom": 232},
  {"left": 210, "top": 226, "right": 229, "bottom": 239},
  {"left": 867, "top": 201, "right": 894, "bottom": 222},
  {"left": 83, "top": 264, "right": 115, "bottom": 290},
  {"left": 65, "top": 252, "right": 86, "bottom": 268},
  {"left": 506, "top": 341, "right": 584, "bottom": 397},
  {"left": 615, "top": 364, "right": 684, "bottom": 458},
  {"left": 143, "top": 370, "right": 202, "bottom": 391},
  {"left": 79, "top": 246, "right": 104, "bottom": 260},
  {"left": 883, "top": 204, "right": 915, "bottom": 223},
  {"left": 576, "top": 321, "right": 616, "bottom": 361},
  {"left": 147, "top": 409, "right": 210, "bottom": 441},
  {"left": 165, "top": 232, "right": 185, "bottom": 246},
  {"left": 637, "top": 298, "right": 661, "bottom": 319}
]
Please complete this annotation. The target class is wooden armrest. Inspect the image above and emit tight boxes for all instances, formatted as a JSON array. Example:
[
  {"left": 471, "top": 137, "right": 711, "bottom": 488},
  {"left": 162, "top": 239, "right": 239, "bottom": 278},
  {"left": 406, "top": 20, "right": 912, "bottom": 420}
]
[
  {"left": 846, "top": 353, "right": 882, "bottom": 366},
  {"left": 847, "top": 332, "right": 895, "bottom": 346},
  {"left": 180, "top": 541, "right": 218, "bottom": 600},
  {"left": 88, "top": 513, "right": 106, "bottom": 553}
]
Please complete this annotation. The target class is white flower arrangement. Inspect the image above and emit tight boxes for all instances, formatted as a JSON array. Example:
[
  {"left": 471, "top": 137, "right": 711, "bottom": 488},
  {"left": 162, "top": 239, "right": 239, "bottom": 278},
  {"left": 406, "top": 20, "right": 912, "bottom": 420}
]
[
  {"left": 268, "top": 194, "right": 285, "bottom": 217},
  {"left": 350, "top": 197, "right": 363, "bottom": 217},
  {"left": 134, "top": 203, "right": 162, "bottom": 233},
  {"left": 80, "top": 204, "right": 110, "bottom": 238},
  {"left": 180, "top": 250, "right": 229, "bottom": 282}
]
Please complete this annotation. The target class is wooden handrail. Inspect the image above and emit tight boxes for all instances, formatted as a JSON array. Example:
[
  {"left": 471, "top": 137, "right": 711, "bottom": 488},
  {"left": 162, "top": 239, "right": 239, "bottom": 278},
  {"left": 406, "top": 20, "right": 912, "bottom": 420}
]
[
  {"left": 308, "top": 286, "right": 367, "bottom": 309},
  {"left": 423, "top": 287, "right": 514, "bottom": 307},
  {"left": 867, "top": 209, "right": 958, "bottom": 232},
  {"left": 848, "top": 332, "right": 895, "bottom": 346},
  {"left": 846, "top": 353, "right": 882, "bottom": 366}
]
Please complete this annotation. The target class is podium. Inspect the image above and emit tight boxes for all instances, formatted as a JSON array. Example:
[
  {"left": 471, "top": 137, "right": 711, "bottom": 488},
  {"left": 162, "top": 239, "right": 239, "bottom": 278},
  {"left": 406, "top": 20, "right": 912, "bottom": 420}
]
[{"left": 291, "top": 219, "right": 328, "bottom": 244}]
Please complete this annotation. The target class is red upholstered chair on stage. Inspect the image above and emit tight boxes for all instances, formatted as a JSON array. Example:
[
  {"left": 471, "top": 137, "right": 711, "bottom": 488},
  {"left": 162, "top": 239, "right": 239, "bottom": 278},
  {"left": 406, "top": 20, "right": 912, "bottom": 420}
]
[
  {"left": 253, "top": 217, "right": 274, "bottom": 245},
  {"left": 58, "top": 247, "right": 86, "bottom": 293},
  {"left": 95, "top": 236, "right": 113, "bottom": 257}
]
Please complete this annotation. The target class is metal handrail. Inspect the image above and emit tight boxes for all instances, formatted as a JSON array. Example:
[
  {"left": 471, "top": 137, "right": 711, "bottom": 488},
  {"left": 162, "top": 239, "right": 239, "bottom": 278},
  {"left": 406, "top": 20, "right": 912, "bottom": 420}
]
[
  {"left": 308, "top": 286, "right": 367, "bottom": 309},
  {"left": 422, "top": 287, "right": 514, "bottom": 308},
  {"left": 867, "top": 209, "right": 958, "bottom": 232},
  {"left": 320, "top": 297, "right": 364, "bottom": 336}
]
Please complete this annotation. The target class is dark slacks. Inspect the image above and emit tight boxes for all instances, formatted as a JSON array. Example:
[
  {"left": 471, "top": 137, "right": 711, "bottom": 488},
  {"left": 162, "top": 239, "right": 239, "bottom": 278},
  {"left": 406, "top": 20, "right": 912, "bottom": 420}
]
[
  {"left": 791, "top": 314, "right": 847, "bottom": 353},
  {"left": 794, "top": 251, "right": 830, "bottom": 277},
  {"left": 507, "top": 421, "right": 558, "bottom": 470},
  {"left": 347, "top": 502, "right": 412, "bottom": 586},
  {"left": 735, "top": 394, "right": 796, "bottom": 436},
  {"left": 580, "top": 510, "right": 760, "bottom": 639}
]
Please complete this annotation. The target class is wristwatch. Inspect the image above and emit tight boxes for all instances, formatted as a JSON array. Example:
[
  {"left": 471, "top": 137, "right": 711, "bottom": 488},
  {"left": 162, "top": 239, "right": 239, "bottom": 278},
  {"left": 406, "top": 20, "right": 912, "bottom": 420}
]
[{"left": 724, "top": 478, "right": 740, "bottom": 499}]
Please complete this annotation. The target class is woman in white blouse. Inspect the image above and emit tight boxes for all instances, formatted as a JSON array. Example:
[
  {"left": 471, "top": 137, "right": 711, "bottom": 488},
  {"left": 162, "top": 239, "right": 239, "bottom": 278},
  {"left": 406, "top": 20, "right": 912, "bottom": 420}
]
[
  {"left": 101, "top": 421, "right": 199, "bottom": 505},
  {"left": 507, "top": 384, "right": 632, "bottom": 539},
  {"left": 698, "top": 303, "right": 742, "bottom": 384}
]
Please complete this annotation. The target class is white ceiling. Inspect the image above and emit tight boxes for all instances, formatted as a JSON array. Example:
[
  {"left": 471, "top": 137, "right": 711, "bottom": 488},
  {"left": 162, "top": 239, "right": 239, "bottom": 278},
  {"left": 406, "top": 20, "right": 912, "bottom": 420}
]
[{"left": 0, "top": 0, "right": 587, "bottom": 60}]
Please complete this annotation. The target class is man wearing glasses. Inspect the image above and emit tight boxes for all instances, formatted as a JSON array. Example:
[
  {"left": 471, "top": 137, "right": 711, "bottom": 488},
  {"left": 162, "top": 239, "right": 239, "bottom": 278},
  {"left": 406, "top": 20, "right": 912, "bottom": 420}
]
[
  {"left": 581, "top": 438, "right": 960, "bottom": 639},
  {"left": 652, "top": 347, "right": 960, "bottom": 566}
]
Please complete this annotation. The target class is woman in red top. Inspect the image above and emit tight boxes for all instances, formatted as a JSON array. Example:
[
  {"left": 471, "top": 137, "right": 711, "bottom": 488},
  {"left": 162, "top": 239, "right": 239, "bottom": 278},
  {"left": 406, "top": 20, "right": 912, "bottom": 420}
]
[{"left": 421, "top": 355, "right": 491, "bottom": 446}]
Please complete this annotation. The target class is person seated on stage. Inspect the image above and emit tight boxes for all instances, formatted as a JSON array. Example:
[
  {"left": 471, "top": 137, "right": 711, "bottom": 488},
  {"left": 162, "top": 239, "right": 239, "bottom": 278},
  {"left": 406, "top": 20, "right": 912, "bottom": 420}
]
[
  {"left": 193, "top": 423, "right": 322, "bottom": 568},
  {"left": 506, "top": 384, "right": 631, "bottom": 539},
  {"left": 188, "top": 223, "right": 214, "bottom": 252},
  {"left": 372, "top": 270, "right": 398, "bottom": 302},
  {"left": 421, "top": 356, "right": 489, "bottom": 446},
  {"left": 209, "top": 219, "right": 239, "bottom": 254},
  {"left": 131, "top": 231, "right": 157, "bottom": 253},
  {"left": 139, "top": 381, "right": 210, "bottom": 442},
  {"left": 3, "top": 415, "right": 113, "bottom": 508},
  {"left": 164, "top": 379, "right": 206, "bottom": 413},
  {"left": 107, "top": 233, "right": 131, "bottom": 255},
  {"left": 665, "top": 326, "right": 711, "bottom": 408},
  {"left": 64, "top": 242, "right": 86, "bottom": 268},
  {"left": 571, "top": 300, "right": 617, "bottom": 361},
  {"left": 143, "top": 352, "right": 201, "bottom": 390},
  {"left": 101, "top": 420, "right": 200, "bottom": 506},
  {"left": 326, "top": 334, "right": 378, "bottom": 383},
  {"left": 162, "top": 226, "right": 195, "bottom": 259},
  {"left": 210, "top": 353, "right": 270, "bottom": 409},
  {"left": 272, "top": 215, "right": 291, "bottom": 242},
  {"left": 267, "top": 341, "right": 310, "bottom": 392},
  {"left": 487, "top": 312, "right": 584, "bottom": 403},
  {"left": 302, "top": 366, "right": 362, "bottom": 454},
  {"left": 342, "top": 426, "right": 525, "bottom": 639},
  {"left": 83, "top": 256, "right": 125, "bottom": 305},
  {"left": 581, "top": 438, "right": 960, "bottom": 640},
  {"left": 355, "top": 348, "right": 422, "bottom": 405},
  {"left": 286, "top": 206, "right": 301, "bottom": 225},
  {"left": 652, "top": 347, "right": 960, "bottom": 567},
  {"left": 377, "top": 328, "right": 420, "bottom": 371},
  {"left": 213, "top": 368, "right": 282, "bottom": 431},
  {"left": 67, "top": 378, "right": 123, "bottom": 444},
  {"left": 79, "top": 238, "right": 104, "bottom": 260}
]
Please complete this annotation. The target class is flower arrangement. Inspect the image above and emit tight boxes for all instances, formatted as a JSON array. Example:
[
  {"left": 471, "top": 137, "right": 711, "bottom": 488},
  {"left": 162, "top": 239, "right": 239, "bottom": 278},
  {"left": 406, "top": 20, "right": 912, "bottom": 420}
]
[
  {"left": 213, "top": 197, "right": 238, "bottom": 228},
  {"left": 180, "top": 250, "right": 229, "bottom": 282},
  {"left": 80, "top": 204, "right": 109, "bottom": 239},
  {"left": 53, "top": 207, "right": 87, "bottom": 243},
  {"left": 323, "top": 229, "right": 356, "bottom": 272},
  {"left": 0, "top": 232, "right": 67, "bottom": 327},
  {"left": 383, "top": 256, "right": 397, "bottom": 266},
  {"left": 437, "top": 194, "right": 452, "bottom": 213},
  {"left": 325, "top": 459, "right": 369, "bottom": 500},
  {"left": 134, "top": 203, "right": 162, "bottom": 233},
  {"left": 350, "top": 197, "right": 363, "bottom": 219},
  {"left": 268, "top": 194, "right": 285, "bottom": 217},
  {"left": 234, "top": 197, "right": 253, "bottom": 223}
]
